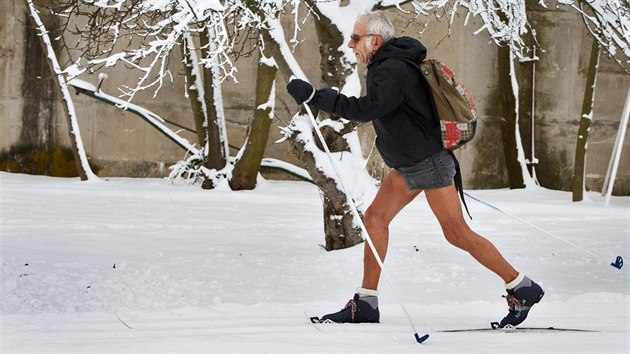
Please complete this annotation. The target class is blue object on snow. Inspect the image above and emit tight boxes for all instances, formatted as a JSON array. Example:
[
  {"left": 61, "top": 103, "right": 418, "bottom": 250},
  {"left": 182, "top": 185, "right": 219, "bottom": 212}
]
[
  {"left": 611, "top": 256, "right": 623, "bottom": 270},
  {"left": 415, "top": 333, "right": 430, "bottom": 343}
]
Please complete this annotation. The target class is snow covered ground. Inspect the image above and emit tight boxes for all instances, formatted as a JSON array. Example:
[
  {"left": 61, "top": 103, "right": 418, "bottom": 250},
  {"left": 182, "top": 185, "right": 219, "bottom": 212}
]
[{"left": 1, "top": 172, "right": 628, "bottom": 353}]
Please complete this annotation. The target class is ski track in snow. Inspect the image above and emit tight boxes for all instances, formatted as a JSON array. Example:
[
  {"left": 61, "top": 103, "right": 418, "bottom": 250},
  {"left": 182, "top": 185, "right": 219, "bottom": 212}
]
[{"left": 1, "top": 172, "right": 628, "bottom": 353}]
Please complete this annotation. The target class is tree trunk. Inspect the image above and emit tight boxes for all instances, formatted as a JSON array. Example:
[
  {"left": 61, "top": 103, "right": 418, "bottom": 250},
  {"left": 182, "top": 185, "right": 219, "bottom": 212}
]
[
  {"left": 199, "top": 30, "right": 227, "bottom": 169},
  {"left": 251, "top": 1, "right": 371, "bottom": 250},
  {"left": 301, "top": 1, "right": 367, "bottom": 250},
  {"left": 572, "top": 38, "right": 600, "bottom": 201},
  {"left": 26, "top": 0, "right": 93, "bottom": 181},
  {"left": 181, "top": 32, "right": 207, "bottom": 150},
  {"left": 498, "top": 45, "right": 526, "bottom": 189},
  {"left": 310, "top": 3, "right": 354, "bottom": 89},
  {"left": 230, "top": 31, "right": 278, "bottom": 190},
  {"left": 286, "top": 122, "right": 364, "bottom": 251}
]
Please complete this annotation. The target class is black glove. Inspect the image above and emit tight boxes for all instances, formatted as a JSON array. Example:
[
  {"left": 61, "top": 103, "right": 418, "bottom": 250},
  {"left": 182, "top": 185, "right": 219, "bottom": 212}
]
[{"left": 286, "top": 79, "right": 315, "bottom": 105}]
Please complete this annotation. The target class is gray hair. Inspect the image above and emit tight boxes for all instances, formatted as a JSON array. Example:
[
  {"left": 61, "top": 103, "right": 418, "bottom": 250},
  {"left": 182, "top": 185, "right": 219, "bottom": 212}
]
[{"left": 356, "top": 11, "right": 395, "bottom": 42}]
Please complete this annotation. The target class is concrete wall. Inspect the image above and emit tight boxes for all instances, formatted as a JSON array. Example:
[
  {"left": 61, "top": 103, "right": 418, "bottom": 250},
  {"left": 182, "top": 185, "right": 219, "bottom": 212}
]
[
  {"left": 527, "top": 6, "right": 630, "bottom": 194},
  {"left": 2, "top": 0, "right": 629, "bottom": 194}
]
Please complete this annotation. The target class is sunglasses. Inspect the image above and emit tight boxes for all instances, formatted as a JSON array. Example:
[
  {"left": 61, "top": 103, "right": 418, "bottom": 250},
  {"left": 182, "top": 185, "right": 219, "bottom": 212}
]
[{"left": 350, "top": 33, "right": 377, "bottom": 42}]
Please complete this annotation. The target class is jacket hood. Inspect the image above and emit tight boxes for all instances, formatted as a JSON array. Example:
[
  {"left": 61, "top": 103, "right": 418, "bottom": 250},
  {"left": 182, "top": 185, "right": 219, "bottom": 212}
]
[{"left": 369, "top": 36, "right": 426, "bottom": 65}]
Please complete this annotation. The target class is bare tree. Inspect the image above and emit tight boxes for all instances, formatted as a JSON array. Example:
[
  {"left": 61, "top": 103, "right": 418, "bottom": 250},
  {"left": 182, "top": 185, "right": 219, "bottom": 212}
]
[
  {"left": 558, "top": 0, "right": 630, "bottom": 72},
  {"left": 230, "top": 30, "right": 278, "bottom": 190},
  {"left": 26, "top": 0, "right": 96, "bottom": 180},
  {"left": 42, "top": 0, "right": 263, "bottom": 186},
  {"left": 572, "top": 37, "right": 601, "bottom": 201},
  {"left": 563, "top": 0, "right": 630, "bottom": 201}
]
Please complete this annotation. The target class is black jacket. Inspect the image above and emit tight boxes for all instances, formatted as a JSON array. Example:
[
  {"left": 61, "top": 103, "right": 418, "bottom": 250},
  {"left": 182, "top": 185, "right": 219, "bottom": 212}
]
[{"left": 311, "top": 36, "right": 442, "bottom": 168}]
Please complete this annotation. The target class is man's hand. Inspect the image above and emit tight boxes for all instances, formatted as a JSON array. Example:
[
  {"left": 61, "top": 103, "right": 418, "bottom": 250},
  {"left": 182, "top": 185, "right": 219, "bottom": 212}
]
[{"left": 286, "top": 79, "right": 315, "bottom": 105}]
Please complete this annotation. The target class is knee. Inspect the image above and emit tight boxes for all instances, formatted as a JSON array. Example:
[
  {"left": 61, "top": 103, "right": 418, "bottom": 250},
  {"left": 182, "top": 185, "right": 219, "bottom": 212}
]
[
  {"left": 442, "top": 224, "right": 473, "bottom": 249},
  {"left": 363, "top": 207, "right": 389, "bottom": 232},
  {"left": 444, "top": 232, "right": 464, "bottom": 249}
]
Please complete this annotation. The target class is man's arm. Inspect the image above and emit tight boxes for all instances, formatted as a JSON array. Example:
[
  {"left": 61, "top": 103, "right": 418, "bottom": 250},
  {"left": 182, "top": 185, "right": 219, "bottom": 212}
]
[
  {"left": 325, "top": 64, "right": 405, "bottom": 122},
  {"left": 287, "top": 61, "right": 406, "bottom": 123}
]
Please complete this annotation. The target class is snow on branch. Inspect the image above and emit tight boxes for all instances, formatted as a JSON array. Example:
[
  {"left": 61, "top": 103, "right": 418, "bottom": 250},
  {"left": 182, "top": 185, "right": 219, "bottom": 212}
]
[
  {"left": 557, "top": 0, "right": 630, "bottom": 69},
  {"left": 52, "top": 0, "right": 270, "bottom": 103},
  {"left": 410, "top": 0, "right": 535, "bottom": 58}
]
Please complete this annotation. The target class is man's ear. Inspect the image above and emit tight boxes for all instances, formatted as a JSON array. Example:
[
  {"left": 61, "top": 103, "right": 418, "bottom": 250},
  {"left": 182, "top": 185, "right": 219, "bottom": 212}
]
[{"left": 373, "top": 35, "right": 385, "bottom": 51}]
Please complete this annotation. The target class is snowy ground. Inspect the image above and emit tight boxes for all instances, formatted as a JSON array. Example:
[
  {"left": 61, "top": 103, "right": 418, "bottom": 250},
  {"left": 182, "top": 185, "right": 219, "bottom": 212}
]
[{"left": 1, "top": 172, "right": 628, "bottom": 353}]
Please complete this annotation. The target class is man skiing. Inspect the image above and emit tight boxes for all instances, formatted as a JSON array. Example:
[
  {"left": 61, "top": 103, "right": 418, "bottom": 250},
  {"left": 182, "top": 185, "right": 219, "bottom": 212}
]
[{"left": 286, "top": 11, "right": 544, "bottom": 328}]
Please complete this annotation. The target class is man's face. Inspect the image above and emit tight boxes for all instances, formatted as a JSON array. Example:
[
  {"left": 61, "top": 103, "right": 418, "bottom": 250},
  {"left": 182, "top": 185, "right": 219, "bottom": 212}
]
[{"left": 348, "top": 21, "right": 376, "bottom": 64}]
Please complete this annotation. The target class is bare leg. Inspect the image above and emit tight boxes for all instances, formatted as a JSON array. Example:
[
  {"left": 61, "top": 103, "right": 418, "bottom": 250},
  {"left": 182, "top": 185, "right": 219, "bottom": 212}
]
[
  {"left": 425, "top": 185, "right": 518, "bottom": 283},
  {"left": 361, "top": 171, "right": 421, "bottom": 290}
]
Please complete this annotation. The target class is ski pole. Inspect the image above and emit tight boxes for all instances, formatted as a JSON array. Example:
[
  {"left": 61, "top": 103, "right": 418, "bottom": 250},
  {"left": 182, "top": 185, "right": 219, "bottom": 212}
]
[
  {"left": 302, "top": 102, "right": 429, "bottom": 344},
  {"left": 464, "top": 192, "right": 624, "bottom": 270}
]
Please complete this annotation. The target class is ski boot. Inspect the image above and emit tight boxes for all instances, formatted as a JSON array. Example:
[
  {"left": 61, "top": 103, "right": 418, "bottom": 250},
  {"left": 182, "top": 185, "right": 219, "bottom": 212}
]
[
  {"left": 493, "top": 274, "right": 544, "bottom": 329},
  {"left": 317, "top": 293, "right": 380, "bottom": 323}
]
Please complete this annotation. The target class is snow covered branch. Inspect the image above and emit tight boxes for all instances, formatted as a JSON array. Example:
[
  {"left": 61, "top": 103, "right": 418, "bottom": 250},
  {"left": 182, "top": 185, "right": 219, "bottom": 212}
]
[
  {"left": 50, "top": 0, "right": 269, "bottom": 102},
  {"left": 557, "top": 0, "right": 630, "bottom": 70},
  {"left": 410, "top": 0, "right": 535, "bottom": 58}
]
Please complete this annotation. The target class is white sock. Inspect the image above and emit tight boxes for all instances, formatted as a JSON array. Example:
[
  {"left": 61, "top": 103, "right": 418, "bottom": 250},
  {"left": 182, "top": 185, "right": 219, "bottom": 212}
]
[
  {"left": 356, "top": 287, "right": 379, "bottom": 309},
  {"left": 356, "top": 287, "right": 379, "bottom": 297},
  {"left": 505, "top": 273, "right": 525, "bottom": 290}
]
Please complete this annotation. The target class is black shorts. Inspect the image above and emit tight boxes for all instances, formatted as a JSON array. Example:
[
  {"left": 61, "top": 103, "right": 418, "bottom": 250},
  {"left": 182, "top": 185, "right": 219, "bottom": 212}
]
[{"left": 394, "top": 150, "right": 455, "bottom": 191}]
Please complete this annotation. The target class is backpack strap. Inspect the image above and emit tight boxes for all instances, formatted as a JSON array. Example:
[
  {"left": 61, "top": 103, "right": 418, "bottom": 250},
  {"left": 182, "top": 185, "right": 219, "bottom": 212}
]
[
  {"left": 447, "top": 150, "right": 472, "bottom": 220},
  {"left": 399, "top": 59, "right": 441, "bottom": 133}
]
